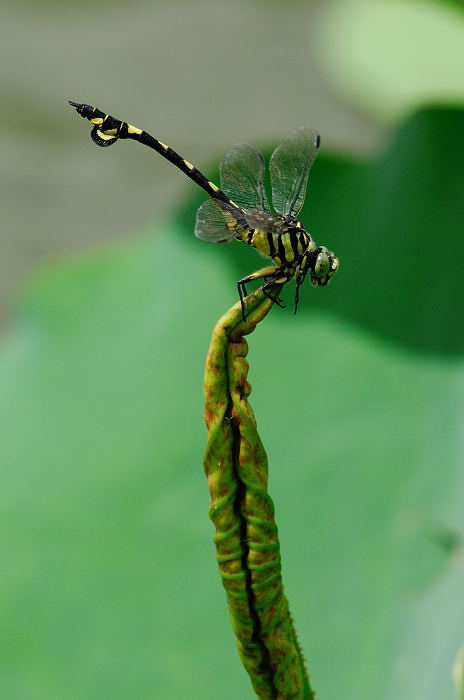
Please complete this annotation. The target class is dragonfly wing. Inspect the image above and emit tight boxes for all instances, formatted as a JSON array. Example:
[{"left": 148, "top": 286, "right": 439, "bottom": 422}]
[
  {"left": 269, "top": 127, "right": 320, "bottom": 218},
  {"left": 195, "top": 199, "right": 245, "bottom": 243},
  {"left": 220, "top": 143, "right": 270, "bottom": 212},
  {"left": 244, "top": 209, "right": 279, "bottom": 235}
]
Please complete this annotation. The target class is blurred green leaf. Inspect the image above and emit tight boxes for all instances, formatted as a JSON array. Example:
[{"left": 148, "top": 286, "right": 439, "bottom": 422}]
[
  {"left": 316, "top": 0, "right": 464, "bottom": 122},
  {"left": 1, "top": 107, "right": 463, "bottom": 699},
  {"left": 421, "top": 0, "right": 464, "bottom": 11}
]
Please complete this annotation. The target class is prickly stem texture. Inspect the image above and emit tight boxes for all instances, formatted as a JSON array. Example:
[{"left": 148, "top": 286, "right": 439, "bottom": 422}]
[{"left": 203, "top": 287, "right": 314, "bottom": 699}]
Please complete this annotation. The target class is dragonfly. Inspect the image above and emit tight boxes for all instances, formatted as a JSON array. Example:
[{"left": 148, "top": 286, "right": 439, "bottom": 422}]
[{"left": 69, "top": 101, "right": 339, "bottom": 319}]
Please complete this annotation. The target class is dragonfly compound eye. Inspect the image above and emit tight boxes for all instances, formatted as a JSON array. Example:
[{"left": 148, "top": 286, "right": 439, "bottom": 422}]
[
  {"left": 310, "top": 248, "right": 339, "bottom": 286},
  {"left": 314, "top": 251, "right": 330, "bottom": 279}
]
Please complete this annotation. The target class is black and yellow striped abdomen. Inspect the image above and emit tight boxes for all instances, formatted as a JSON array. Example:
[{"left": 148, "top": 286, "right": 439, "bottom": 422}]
[{"left": 69, "top": 102, "right": 232, "bottom": 206}]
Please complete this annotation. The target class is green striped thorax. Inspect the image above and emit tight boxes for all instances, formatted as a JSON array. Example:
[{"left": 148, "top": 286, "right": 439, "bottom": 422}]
[
  {"left": 241, "top": 210, "right": 339, "bottom": 288},
  {"left": 275, "top": 215, "right": 339, "bottom": 287}
]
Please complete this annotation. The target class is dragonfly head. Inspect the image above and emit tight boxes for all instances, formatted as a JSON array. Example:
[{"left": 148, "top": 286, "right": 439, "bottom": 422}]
[{"left": 309, "top": 246, "right": 339, "bottom": 286}]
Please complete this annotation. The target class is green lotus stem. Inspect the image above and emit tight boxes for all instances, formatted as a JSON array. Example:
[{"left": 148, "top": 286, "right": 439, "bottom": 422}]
[{"left": 203, "top": 286, "right": 314, "bottom": 699}]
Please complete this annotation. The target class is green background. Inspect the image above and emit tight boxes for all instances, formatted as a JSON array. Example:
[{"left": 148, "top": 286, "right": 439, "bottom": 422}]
[{"left": 1, "top": 1, "right": 464, "bottom": 698}]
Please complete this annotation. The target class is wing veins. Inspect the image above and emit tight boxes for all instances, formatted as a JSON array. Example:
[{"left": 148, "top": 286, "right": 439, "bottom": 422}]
[
  {"left": 270, "top": 127, "right": 320, "bottom": 218},
  {"left": 220, "top": 143, "right": 270, "bottom": 213}
]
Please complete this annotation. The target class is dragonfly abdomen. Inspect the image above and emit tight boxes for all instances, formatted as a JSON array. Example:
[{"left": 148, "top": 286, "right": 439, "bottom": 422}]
[{"left": 69, "top": 102, "right": 232, "bottom": 205}]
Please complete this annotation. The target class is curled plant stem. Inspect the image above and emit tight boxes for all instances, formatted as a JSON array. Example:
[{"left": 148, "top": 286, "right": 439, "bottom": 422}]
[{"left": 203, "top": 287, "right": 314, "bottom": 699}]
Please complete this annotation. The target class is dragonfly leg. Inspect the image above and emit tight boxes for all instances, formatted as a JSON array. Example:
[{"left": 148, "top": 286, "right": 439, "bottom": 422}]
[
  {"left": 237, "top": 266, "right": 278, "bottom": 321},
  {"left": 262, "top": 282, "right": 285, "bottom": 308},
  {"left": 294, "top": 278, "right": 302, "bottom": 314},
  {"left": 294, "top": 264, "right": 310, "bottom": 314}
]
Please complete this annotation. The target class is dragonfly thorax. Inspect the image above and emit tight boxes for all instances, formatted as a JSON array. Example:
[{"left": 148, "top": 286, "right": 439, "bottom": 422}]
[{"left": 239, "top": 210, "right": 312, "bottom": 268}]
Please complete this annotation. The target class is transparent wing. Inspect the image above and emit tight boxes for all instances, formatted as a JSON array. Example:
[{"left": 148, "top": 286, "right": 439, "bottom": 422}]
[
  {"left": 220, "top": 143, "right": 270, "bottom": 212},
  {"left": 244, "top": 210, "right": 279, "bottom": 235},
  {"left": 195, "top": 199, "right": 245, "bottom": 243},
  {"left": 269, "top": 127, "right": 320, "bottom": 217}
]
